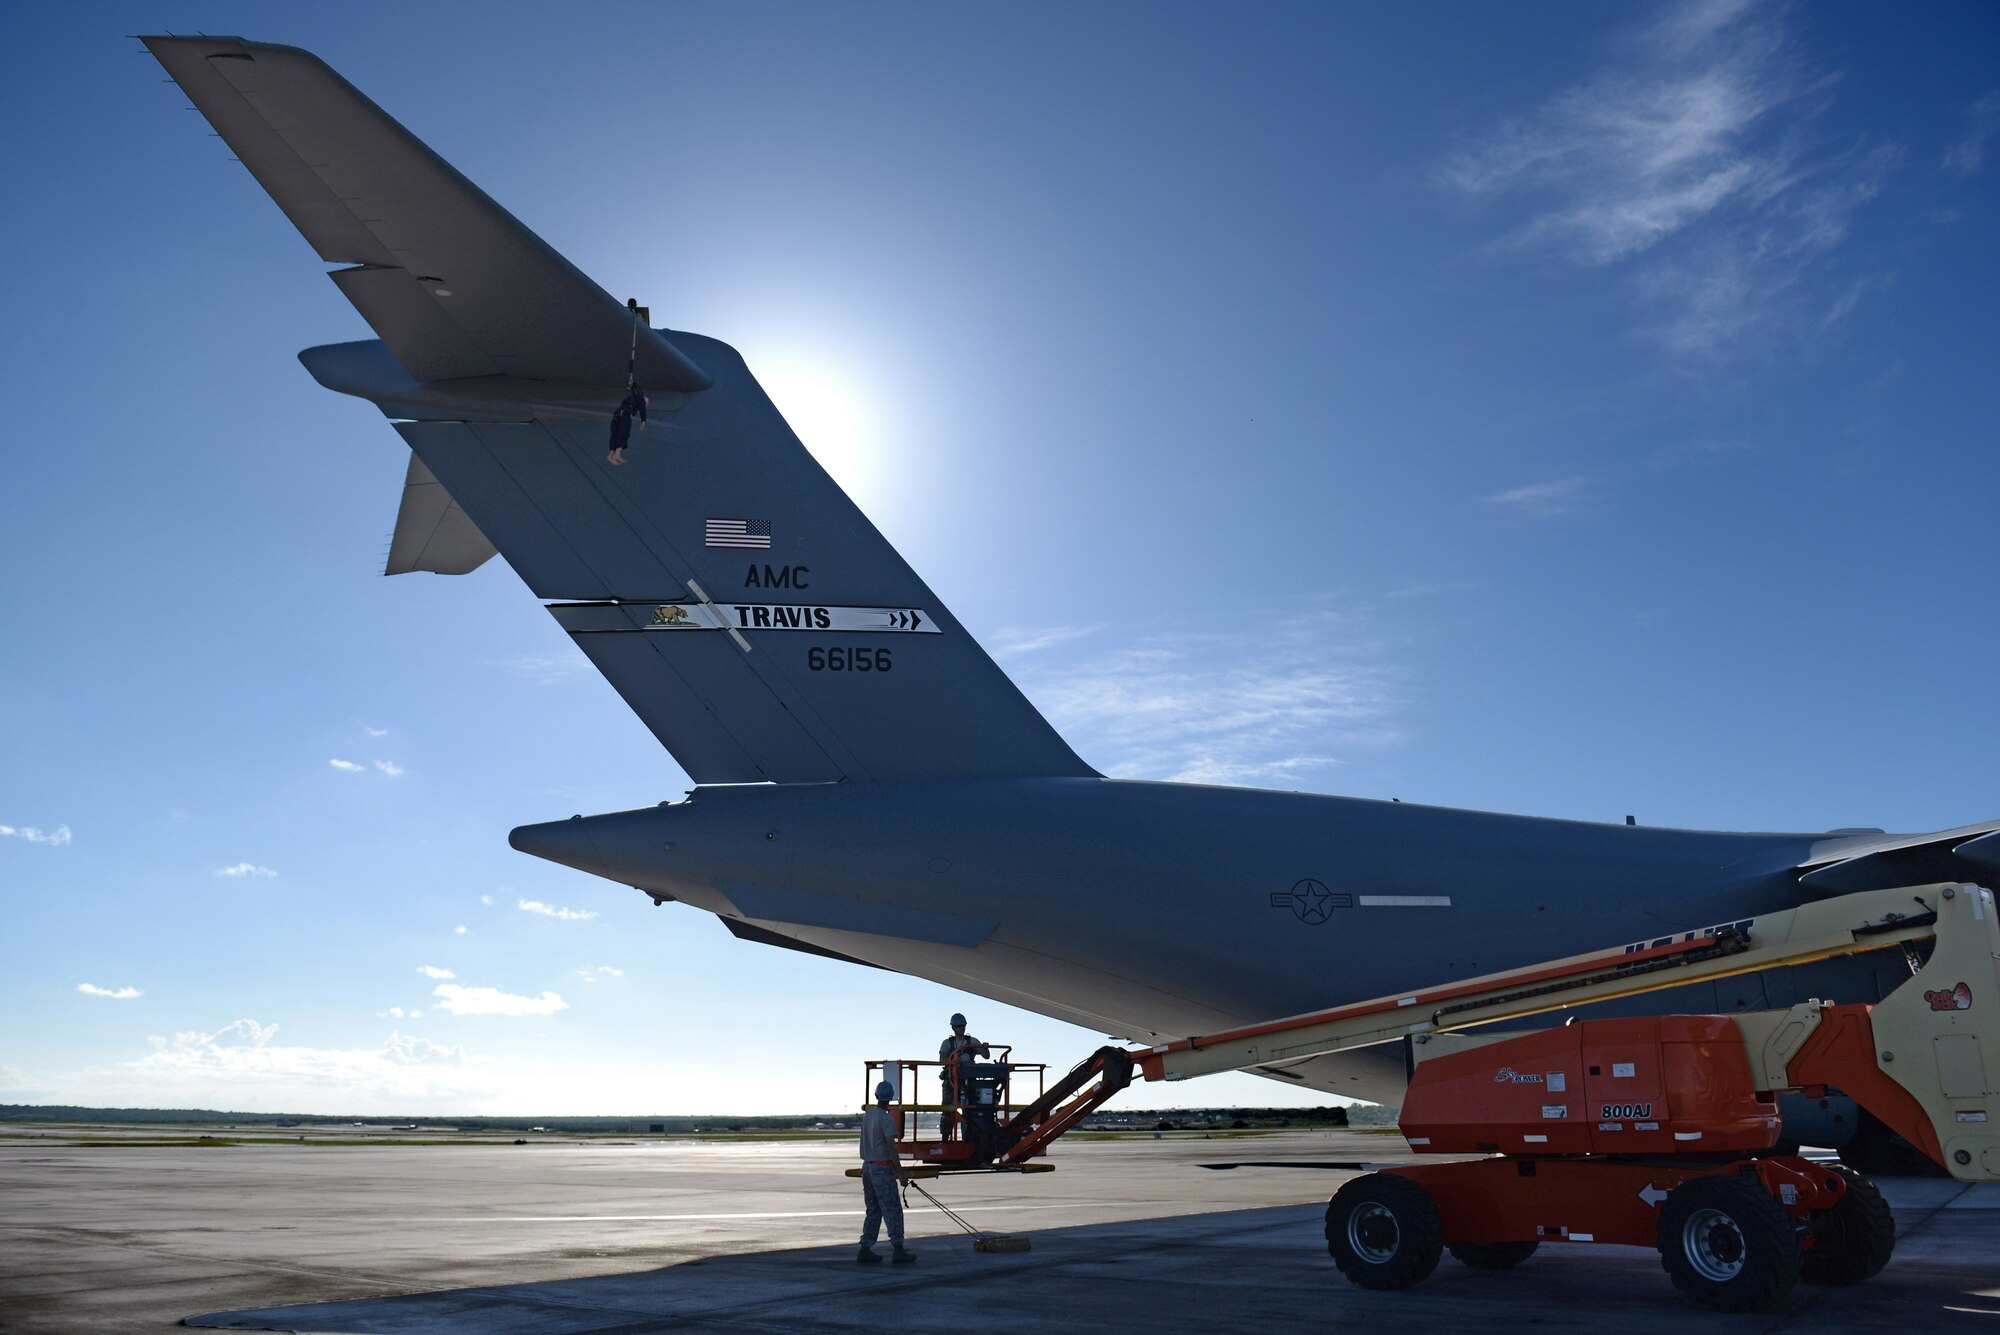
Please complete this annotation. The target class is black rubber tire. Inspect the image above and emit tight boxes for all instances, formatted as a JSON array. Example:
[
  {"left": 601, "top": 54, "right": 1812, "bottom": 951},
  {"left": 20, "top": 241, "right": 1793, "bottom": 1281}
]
[
  {"left": 1802, "top": 1165, "right": 1896, "bottom": 1285},
  {"left": 1325, "top": 1173, "right": 1444, "bottom": 1290},
  {"left": 1448, "top": 1240, "right": 1540, "bottom": 1270},
  {"left": 1657, "top": 1175, "right": 1802, "bottom": 1312}
]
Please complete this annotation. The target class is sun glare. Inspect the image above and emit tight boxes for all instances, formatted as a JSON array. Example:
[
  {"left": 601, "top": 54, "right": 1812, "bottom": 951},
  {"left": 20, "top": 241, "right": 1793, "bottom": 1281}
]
[{"left": 754, "top": 351, "right": 885, "bottom": 505}]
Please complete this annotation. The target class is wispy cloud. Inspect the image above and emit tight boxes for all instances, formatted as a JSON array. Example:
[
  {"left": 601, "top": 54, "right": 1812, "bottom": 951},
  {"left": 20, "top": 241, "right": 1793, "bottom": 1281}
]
[
  {"left": 1944, "top": 90, "right": 2000, "bottom": 177},
  {"left": 417, "top": 965, "right": 455, "bottom": 980},
  {"left": 332, "top": 757, "right": 404, "bottom": 777},
  {"left": 216, "top": 863, "right": 276, "bottom": 878},
  {"left": 576, "top": 965, "right": 624, "bottom": 983},
  {"left": 77, "top": 983, "right": 141, "bottom": 1000},
  {"left": 376, "top": 1006, "right": 424, "bottom": 1019},
  {"left": 517, "top": 899, "right": 597, "bottom": 922},
  {"left": 2, "top": 824, "right": 72, "bottom": 846},
  {"left": 479, "top": 894, "right": 495, "bottom": 907},
  {"left": 1010, "top": 608, "right": 1401, "bottom": 786},
  {"left": 1484, "top": 476, "right": 1590, "bottom": 518},
  {"left": 494, "top": 653, "right": 590, "bottom": 686},
  {"left": 364, "top": 725, "right": 390, "bottom": 738},
  {"left": 454, "top": 925, "right": 469, "bottom": 936},
  {"left": 432, "top": 984, "right": 567, "bottom": 1017},
  {"left": 1439, "top": 0, "right": 1894, "bottom": 357},
  {"left": 990, "top": 625, "right": 1104, "bottom": 659}
]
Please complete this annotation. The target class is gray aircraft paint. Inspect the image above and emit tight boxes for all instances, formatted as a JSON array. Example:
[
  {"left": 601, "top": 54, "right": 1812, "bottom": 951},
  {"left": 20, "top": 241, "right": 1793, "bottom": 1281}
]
[{"left": 149, "top": 36, "right": 1999, "bottom": 1106}]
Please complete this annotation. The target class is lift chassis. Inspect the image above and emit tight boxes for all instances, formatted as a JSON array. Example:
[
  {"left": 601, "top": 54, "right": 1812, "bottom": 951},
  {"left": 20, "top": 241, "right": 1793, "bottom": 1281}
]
[{"left": 1151, "top": 880, "right": 1996, "bottom": 1310}]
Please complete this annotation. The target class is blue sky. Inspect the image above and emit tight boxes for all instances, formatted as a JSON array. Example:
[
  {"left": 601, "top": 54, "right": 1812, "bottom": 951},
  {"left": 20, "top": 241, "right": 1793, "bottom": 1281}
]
[{"left": 2, "top": 1, "right": 1995, "bottom": 1115}]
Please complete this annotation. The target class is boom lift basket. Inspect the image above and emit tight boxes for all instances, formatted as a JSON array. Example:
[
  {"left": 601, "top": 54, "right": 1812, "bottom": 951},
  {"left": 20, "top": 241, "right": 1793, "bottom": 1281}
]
[{"left": 861, "top": 1043, "right": 1136, "bottom": 1172}]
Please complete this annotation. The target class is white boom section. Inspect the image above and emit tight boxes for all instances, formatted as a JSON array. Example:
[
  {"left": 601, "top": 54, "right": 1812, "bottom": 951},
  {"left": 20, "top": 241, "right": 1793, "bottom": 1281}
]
[{"left": 1140, "top": 884, "right": 1956, "bottom": 1083}]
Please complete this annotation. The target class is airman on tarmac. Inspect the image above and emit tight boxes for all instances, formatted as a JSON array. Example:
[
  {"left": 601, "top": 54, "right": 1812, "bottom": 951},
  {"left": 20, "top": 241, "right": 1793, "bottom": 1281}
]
[{"left": 856, "top": 1080, "right": 914, "bottom": 1264}]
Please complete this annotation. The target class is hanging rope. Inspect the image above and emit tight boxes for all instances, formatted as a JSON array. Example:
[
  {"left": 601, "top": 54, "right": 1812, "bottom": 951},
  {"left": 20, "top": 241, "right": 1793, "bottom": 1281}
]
[
  {"left": 607, "top": 298, "right": 649, "bottom": 465},
  {"left": 625, "top": 297, "right": 641, "bottom": 391}
]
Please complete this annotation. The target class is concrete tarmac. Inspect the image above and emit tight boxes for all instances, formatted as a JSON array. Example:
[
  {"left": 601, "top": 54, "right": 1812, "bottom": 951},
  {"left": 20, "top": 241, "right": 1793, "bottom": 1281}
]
[{"left": 2, "top": 1128, "right": 1996, "bottom": 1333}]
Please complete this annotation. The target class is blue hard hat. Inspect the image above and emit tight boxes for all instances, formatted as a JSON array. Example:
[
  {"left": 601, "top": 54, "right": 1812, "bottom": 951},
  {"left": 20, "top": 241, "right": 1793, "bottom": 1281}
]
[
  {"left": 950, "top": 1013, "right": 967, "bottom": 1027},
  {"left": 874, "top": 1080, "right": 896, "bottom": 1101}
]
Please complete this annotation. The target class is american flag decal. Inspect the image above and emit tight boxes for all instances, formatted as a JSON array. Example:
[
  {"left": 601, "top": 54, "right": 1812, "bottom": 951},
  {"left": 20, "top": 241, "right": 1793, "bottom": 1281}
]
[{"left": 705, "top": 518, "right": 771, "bottom": 550}]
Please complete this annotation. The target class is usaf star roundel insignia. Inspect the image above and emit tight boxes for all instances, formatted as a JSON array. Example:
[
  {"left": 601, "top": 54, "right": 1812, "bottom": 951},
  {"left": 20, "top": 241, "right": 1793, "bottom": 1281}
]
[{"left": 1270, "top": 879, "right": 1348, "bottom": 925}]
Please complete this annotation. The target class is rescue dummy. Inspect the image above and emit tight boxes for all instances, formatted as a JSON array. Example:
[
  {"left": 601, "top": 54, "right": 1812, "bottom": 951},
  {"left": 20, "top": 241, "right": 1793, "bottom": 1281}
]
[{"left": 606, "top": 386, "right": 648, "bottom": 465}]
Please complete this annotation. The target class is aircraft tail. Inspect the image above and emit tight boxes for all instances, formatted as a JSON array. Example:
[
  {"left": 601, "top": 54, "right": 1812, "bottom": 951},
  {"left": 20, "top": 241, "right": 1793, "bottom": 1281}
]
[
  {"left": 392, "top": 336, "right": 1094, "bottom": 783},
  {"left": 149, "top": 36, "right": 1094, "bottom": 785}
]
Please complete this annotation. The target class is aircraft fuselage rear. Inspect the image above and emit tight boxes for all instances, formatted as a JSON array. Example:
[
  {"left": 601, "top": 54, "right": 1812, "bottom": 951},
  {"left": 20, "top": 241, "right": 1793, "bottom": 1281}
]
[{"left": 512, "top": 781, "right": 1867, "bottom": 1101}]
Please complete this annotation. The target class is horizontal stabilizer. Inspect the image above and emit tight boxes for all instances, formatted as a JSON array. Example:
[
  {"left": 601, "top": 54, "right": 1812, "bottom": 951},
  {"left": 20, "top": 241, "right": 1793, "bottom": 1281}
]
[
  {"left": 143, "top": 36, "right": 709, "bottom": 391},
  {"left": 386, "top": 455, "right": 496, "bottom": 576}
]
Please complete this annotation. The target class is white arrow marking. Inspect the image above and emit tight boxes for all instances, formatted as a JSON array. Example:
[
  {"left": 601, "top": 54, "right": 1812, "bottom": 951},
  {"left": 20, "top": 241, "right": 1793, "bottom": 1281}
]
[{"left": 1638, "top": 1183, "right": 1669, "bottom": 1208}]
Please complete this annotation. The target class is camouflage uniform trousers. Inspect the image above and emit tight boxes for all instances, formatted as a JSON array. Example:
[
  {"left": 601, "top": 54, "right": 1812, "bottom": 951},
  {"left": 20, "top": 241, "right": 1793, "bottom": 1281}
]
[{"left": 859, "top": 1163, "right": 904, "bottom": 1247}]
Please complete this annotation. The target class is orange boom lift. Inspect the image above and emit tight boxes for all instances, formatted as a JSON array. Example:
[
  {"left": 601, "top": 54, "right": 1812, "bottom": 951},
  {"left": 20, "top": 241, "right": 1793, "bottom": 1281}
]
[
  {"left": 863, "top": 881, "right": 1997, "bottom": 1310},
  {"left": 1137, "top": 880, "right": 1999, "bottom": 1310}
]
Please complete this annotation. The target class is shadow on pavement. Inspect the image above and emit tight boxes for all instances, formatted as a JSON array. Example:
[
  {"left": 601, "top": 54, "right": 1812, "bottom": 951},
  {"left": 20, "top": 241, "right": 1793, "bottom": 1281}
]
[{"left": 187, "top": 1193, "right": 2000, "bottom": 1334}]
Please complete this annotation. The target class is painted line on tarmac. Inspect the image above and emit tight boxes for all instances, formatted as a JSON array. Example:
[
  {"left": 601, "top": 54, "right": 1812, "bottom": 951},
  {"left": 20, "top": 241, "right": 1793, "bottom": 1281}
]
[{"left": 411, "top": 1203, "right": 1100, "bottom": 1224}]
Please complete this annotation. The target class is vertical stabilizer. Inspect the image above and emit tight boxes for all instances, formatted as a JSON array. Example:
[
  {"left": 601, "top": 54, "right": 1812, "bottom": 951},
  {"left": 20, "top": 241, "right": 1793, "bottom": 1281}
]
[
  {"left": 400, "top": 333, "right": 1093, "bottom": 784},
  {"left": 149, "top": 33, "right": 1091, "bottom": 786}
]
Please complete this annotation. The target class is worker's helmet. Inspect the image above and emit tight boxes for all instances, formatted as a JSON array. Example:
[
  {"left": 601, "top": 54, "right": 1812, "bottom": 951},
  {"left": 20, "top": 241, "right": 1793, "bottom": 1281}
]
[
  {"left": 950, "top": 1013, "right": 967, "bottom": 1028},
  {"left": 874, "top": 1080, "right": 896, "bottom": 1101}
]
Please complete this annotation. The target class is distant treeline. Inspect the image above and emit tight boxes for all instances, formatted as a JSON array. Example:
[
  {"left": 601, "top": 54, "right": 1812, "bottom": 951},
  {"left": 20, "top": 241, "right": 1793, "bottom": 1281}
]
[
  {"left": 1, "top": 1103, "right": 1392, "bottom": 1131},
  {"left": 0, "top": 1106, "right": 855, "bottom": 1131}
]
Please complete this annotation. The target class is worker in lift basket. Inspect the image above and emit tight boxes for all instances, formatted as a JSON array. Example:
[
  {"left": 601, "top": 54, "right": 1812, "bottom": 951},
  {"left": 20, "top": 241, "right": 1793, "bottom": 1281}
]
[
  {"left": 857, "top": 1081, "right": 915, "bottom": 1264},
  {"left": 937, "top": 1013, "right": 989, "bottom": 1142}
]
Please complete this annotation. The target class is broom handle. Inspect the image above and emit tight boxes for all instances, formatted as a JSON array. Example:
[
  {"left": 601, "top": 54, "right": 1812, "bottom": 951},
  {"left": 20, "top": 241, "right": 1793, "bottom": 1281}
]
[{"left": 910, "top": 1181, "right": 986, "bottom": 1237}]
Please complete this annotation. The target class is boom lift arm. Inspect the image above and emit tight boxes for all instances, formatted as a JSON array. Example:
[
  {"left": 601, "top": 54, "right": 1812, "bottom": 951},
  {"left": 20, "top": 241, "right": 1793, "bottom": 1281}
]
[
  {"left": 988, "top": 1046, "right": 1135, "bottom": 1166},
  {"left": 868, "top": 881, "right": 1993, "bottom": 1187},
  {"left": 1134, "top": 881, "right": 1997, "bottom": 1181}
]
